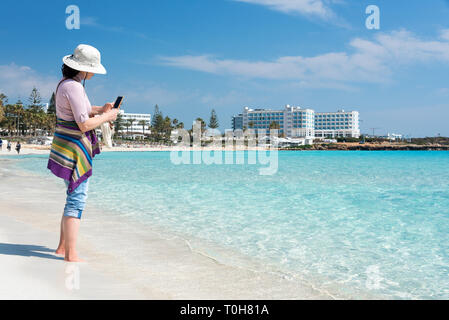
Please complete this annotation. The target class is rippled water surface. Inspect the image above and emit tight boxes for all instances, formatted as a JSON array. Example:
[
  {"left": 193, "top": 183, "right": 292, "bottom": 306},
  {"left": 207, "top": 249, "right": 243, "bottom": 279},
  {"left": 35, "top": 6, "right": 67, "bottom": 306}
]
[{"left": 8, "top": 151, "right": 449, "bottom": 299}]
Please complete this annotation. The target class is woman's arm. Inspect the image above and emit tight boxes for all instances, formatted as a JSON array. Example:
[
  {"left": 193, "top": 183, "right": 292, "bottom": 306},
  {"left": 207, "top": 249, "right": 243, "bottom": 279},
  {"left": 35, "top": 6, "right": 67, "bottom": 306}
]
[
  {"left": 77, "top": 109, "right": 119, "bottom": 133},
  {"left": 90, "top": 103, "right": 113, "bottom": 116}
]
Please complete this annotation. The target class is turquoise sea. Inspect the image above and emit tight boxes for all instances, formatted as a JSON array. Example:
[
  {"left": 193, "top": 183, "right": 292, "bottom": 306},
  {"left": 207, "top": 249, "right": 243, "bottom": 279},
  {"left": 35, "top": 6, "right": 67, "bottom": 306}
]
[{"left": 6, "top": 151, "right": 449, "bottom": 299}]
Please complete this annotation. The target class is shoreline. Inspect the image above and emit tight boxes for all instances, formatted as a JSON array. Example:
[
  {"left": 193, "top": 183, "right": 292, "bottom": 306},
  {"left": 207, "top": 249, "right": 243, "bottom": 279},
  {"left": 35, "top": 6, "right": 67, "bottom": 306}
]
[
  {"left": 1, "top": 142, "right": 448, "bottom": 157},
  {"left": 0, "top": 157, "right": 337, "bottom": 299}
]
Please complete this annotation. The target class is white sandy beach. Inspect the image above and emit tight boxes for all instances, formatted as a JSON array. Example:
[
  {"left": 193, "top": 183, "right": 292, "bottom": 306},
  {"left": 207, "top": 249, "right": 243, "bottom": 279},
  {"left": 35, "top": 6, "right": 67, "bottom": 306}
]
[
  {"left": 0, "top": 150, "right": 335, "bottom": 300},
  {"left": 0, "top": 142, "right": 272, "bottom": 156}
]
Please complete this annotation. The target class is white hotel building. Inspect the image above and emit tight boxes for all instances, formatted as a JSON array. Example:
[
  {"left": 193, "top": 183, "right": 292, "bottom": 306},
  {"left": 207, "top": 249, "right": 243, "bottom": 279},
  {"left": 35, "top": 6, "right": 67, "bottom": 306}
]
[
  {"left": 118, "top": 110, "right": 152, "bottom": 135},
  {"left": 236, "top": 105, "right": 360, "bottom": 139},
  {"left": 314, "top": 110, "right": 360, "bottom": 138}
]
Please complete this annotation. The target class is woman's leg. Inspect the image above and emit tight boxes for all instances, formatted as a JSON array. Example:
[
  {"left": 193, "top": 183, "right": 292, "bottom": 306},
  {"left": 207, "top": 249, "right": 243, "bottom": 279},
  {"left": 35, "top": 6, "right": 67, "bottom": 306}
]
[
  {"left": 55, "top": 216, "right": 65, "bottom": 255},
  {"left": 60, "top": 179, "right": 89, "bottom": 262},
  {"left": 63, "top": 216, "right": 83, "bottom": 262}
]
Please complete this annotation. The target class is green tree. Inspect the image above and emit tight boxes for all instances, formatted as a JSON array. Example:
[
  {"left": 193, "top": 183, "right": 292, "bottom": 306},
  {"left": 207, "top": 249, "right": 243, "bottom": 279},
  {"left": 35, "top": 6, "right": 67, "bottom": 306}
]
[
  {"left": 0, "top": 93, "right": 5, "bottom": 123},
  {"left": 47, "top": 92, "right": 56, "bottom": 114},
  {"left": 114, "top": 112, "right": 124, "bottom": 137},
  {"left": 0, "top": 105, "right": 4, "bottom": 123},
  {"left": 43, "top": 113, "right": 56, "bottom": 134},
  {"left": 22, "top": 110, "right": 33, "bottom": 136},
  {"left": 7, "top": 103, "right": 25, "bottom": 136},
  {"left": 269, "top": 121, "right": 280, "bottom": 130},
  {"left": 208, "top": 109, "right": 219, "bottom": 129},
  {"left": 28, "top": 87, "right": 42, "bottom": 107},
  {"left": 0, "top": 93, "right": 7, "bottom": 106},
  {"left": 125, "top": 118, "right": 136, "bottom": 135},
  {"left": 163, "top": 116, "right": 174, "bottom": 143},
  {"left": 138, "top": 119, "right": 147, "bottom": 136},
  {"left": 150, "top": 111, "right": 165, "bottom": 142},
  {"left": 151, "top": 104, "right": 161, "bottom": 127},
  {"left": 172, "top": 118, "right": 184, "bottom": 129}
]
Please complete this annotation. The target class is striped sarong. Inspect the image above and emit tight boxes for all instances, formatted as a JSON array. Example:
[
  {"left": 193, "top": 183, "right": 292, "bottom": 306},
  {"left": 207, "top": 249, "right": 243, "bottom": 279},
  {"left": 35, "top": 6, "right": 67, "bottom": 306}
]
[{"left": 47, "top": 118, "right": 101, "bottom": 193}]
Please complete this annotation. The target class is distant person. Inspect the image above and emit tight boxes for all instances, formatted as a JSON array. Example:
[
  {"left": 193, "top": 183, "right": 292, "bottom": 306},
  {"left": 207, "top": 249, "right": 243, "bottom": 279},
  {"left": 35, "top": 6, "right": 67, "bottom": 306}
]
[
  {"left": 47, "top": 44, "right": 118, "bottom": 262},
  {"left": 7, "top": 141, "right": 11, "bottom": 152},
  {"left": 15, "top": 142, "right": 21, "bottom": 154},
  {"left": 0, "top": 138, "right": 3, "bottom": 150}
]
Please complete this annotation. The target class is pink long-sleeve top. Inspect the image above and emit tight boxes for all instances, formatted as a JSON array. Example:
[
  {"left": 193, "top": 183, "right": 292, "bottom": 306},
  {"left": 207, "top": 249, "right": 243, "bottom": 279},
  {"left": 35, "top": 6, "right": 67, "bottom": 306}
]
[{"left": 56, "top": 73, "right": 92, "bottom": 123}]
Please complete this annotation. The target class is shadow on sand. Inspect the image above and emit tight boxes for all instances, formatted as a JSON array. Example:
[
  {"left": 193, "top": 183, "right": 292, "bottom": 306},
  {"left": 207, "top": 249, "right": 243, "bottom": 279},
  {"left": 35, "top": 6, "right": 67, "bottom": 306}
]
[{"left": 0, "top": 243, "right": 64, "bottom": 260}]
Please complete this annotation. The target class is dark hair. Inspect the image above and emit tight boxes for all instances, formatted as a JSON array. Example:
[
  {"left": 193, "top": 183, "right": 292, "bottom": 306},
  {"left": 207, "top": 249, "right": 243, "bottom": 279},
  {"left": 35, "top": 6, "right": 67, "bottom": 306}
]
[{"left": 61, "top": 63, "right": 80, "bottom": 79}]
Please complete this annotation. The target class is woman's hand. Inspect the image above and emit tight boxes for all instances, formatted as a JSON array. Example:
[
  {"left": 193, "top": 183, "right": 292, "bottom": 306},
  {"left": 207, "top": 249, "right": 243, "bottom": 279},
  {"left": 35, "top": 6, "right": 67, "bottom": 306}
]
[
  {"left": 77, "top": 108, "right": 120, "bottom": 133},
  {"left": 102, "top": 102, "right": 114, "bottom": 114},
  {"left": 105, "top": 108, "right": 120, "bottom": 122}
]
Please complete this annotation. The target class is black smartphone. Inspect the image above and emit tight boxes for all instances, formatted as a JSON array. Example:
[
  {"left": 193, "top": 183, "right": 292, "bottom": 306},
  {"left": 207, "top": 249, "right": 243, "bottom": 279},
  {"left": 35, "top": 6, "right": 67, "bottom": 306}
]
[{"left": 113, "top": 96, "right": 124, "bottom": 109}]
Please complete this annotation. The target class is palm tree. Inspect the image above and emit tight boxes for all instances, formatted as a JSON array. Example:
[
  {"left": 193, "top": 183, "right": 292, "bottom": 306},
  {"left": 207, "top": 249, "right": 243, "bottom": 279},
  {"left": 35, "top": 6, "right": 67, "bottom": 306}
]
[
  {"left": 22, "top": 111, "right": 33, "bottom": 136},
  {"left": 0, "top": 93, "right": 7, "bottom": 105},
  {"left": 5, "top": 117, "right": 15, "bottom": 136},
  {"left": 269, "top": 121, "right": 280, "bottom": 130},
  {"left": 124, "top": 119, "right": 132, "bottom": 135},
  {"left": 13, "top": 104, "right": 25, "bottom": 136},
  {"left": 128, "top": 118, "right": 136, "bottom": 133},
  {"left": 35, "top": 112, "right": 46, "bottom": 136},
  {"left": 44, "top": 113, "right": 56, "bottom": 134},
  {"left": 162, "top": 116, "right": 173, "bottom": 143},
  {"left": 138, "top": 120, "right": 147, "bottom": 136},
  {"left": 0, "top": 105, "right": 4, "bottom": 123},
  {"left": 0, "top": 93, "right": 6, "bottom": 124}
]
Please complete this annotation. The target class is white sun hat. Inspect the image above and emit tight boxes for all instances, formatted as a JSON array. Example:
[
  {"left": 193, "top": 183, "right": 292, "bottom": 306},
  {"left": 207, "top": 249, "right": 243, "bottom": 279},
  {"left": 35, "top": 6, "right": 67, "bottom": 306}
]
[{"left": 62, "top": 44, "right": 107, "bottom": 74}]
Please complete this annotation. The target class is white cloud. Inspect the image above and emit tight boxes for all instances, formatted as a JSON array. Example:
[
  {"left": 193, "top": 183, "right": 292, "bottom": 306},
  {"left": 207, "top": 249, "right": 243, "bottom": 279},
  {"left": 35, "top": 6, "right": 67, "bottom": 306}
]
[
  {"left": 81, "top": 16, "right": 146, "bottom": 39},
  {"left": 0, "top": 63, "right": 57, "bottom": 101},
  {"left": 439, "top": 28, "right": 449, "bottom": 41},
  {"left": 233, "top": 0, "right": 335, "bottom": 20},
  {"left": 159, "top": 29, "right": 449, "bottom": 86},
  {"left": 81, "top": 16, "right": 99, "bottom": 27}
]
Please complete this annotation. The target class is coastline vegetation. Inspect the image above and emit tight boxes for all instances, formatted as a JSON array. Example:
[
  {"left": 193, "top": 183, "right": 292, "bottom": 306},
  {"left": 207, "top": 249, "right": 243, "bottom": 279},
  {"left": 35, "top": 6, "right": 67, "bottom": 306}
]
[
  {"left": 0, "top": 89, "right": 56, "bottom": 139},
  {"left": 2, "top": 88, "right": 449, "bottom": 150},
  {"left": 0, "top": 88, "right": 220, "bottom": 146}
]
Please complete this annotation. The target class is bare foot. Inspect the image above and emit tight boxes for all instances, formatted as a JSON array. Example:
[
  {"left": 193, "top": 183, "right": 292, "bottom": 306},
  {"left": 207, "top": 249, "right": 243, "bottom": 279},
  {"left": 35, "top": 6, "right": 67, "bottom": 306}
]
[
  {"left": 64, "top": 255, "right": 86, "bottom": 263},
  {"left": 55, "top": 247, "right": 65, "bottom": 256}
]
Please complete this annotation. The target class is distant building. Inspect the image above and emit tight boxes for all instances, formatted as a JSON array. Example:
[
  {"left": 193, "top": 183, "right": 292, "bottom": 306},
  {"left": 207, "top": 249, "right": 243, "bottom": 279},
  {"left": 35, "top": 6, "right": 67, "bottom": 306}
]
[
  {"left": 241, "top": 105, "right": 314, "bottom": 138},
  {"left": 118, "top": 110, "right": 151, "bottom": 135},
  {"left": 379, "top": 133, "right": 403, "bottom": 141},
  {"left": 232, "top": 114, "right": 243, "bottom": 130},
  {"left": 314, "top": 109, "right": 360, "bottom": 138},
  {"left": 232, "top": 105, "right": 360, "bottom": 139}
]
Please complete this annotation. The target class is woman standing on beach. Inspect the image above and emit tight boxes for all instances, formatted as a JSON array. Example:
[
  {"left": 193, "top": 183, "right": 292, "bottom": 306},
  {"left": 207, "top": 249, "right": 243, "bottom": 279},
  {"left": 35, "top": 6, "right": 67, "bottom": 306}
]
[{"left": 47, "top": 44, "right": 119, "bottom": 262}]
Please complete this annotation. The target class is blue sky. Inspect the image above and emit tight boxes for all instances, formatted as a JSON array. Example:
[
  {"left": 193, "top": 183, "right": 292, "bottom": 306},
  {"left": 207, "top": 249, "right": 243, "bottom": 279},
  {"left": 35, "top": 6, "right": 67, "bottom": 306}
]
[{"left": 1, "top": 0, "right": 449, "bottom": 137}]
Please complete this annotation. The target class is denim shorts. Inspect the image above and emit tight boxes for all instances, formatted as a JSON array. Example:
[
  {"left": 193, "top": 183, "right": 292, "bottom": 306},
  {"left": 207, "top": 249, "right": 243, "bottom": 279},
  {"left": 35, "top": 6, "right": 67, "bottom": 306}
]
[{"left": 63, "top": 179, "right": 89, "bottom": 219}]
